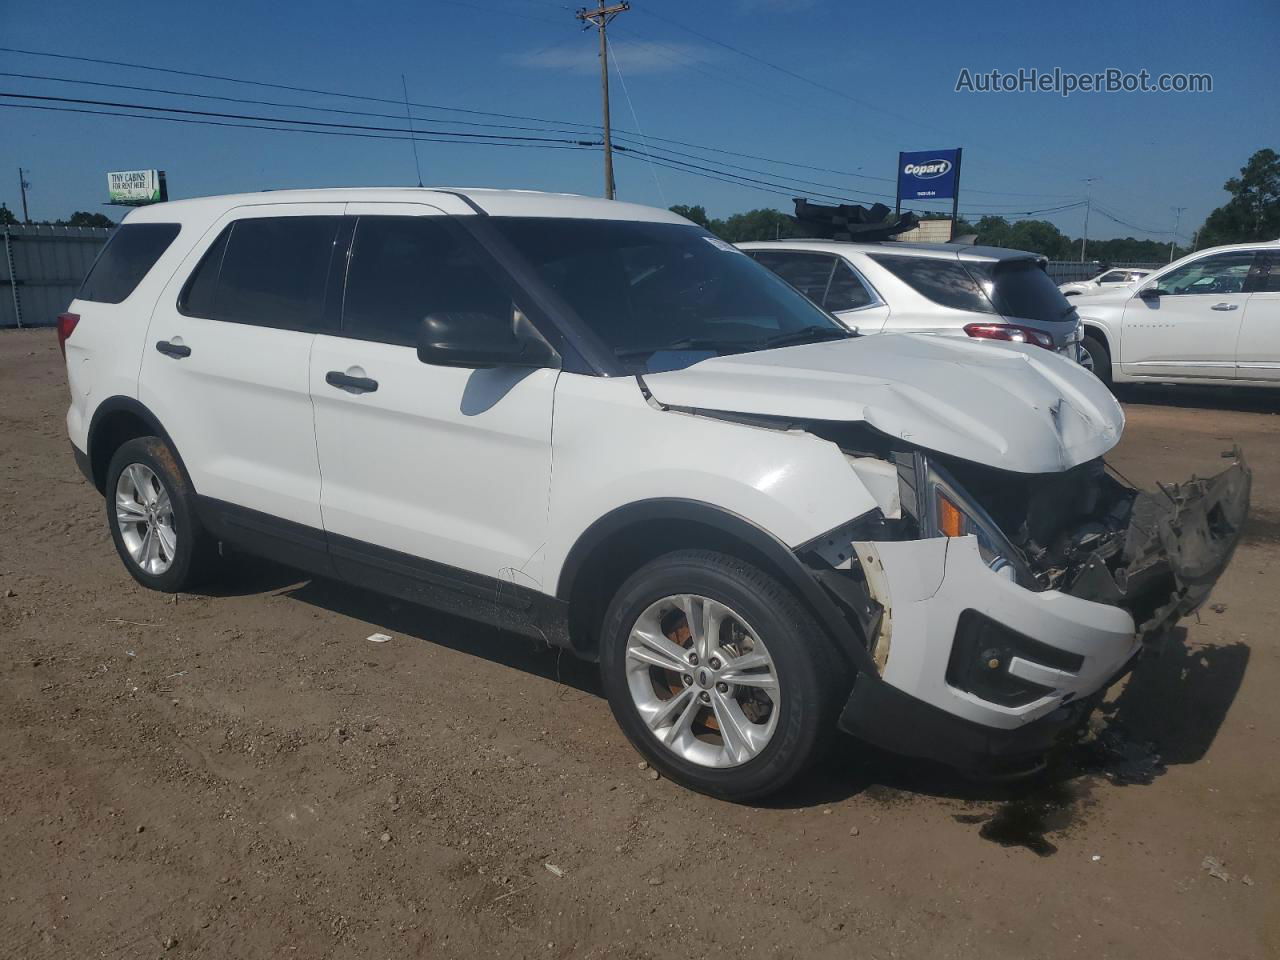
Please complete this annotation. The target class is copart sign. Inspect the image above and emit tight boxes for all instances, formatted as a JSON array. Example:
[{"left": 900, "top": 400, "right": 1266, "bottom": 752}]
[{"left": 897, "top": 149, "right": 961, "bottom": 201}]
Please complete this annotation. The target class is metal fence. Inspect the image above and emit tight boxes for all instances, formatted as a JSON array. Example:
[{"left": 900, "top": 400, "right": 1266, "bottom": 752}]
[
  {"left": 1044, "top": 260, "right": 1164, "bottom": 284},
  {"left": 1, "top": 224, "right": 113, "bottom": 328}
]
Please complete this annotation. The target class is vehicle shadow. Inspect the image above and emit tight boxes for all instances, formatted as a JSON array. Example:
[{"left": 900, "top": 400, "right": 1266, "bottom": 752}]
[
  {"left": 287, "top": 572, "right": 604, "bottom": 698},
  {"left": 1101, "top": 628, "right": 1251, "bottom": 766},
  {"left": 1117, "top": 383, "right": 1280, "bottom": 414},
  {"left": 772, "top": 626, "right": 1251, "bottom": 810},
  {"left": 191, "top": 557, "right": 1250, "bottom": 819}
]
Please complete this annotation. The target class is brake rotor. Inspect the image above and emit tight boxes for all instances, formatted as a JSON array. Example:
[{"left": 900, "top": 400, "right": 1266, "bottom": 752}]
[{"left": 661, "top": 611, "right": 719, "bottom": 732}]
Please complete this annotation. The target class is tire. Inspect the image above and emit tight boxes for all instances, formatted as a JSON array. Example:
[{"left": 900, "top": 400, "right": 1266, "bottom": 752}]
[
  {"left": 105, "top": 436, "right": 218, "bottom": 592},
  {"left": 599, "top": 549, "right": 843, "bottom": 801},
  {"left": 1080, "top": 332, "right": 1113, "bottom": 387}
]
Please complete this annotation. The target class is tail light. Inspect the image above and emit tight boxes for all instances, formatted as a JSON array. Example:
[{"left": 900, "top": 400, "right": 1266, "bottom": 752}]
[
  {"left": 56, "top": 312, "right": 80, "bottom": 357},
  {"left": 963, "top": 322, "right": 1054, "bottom": 350}
]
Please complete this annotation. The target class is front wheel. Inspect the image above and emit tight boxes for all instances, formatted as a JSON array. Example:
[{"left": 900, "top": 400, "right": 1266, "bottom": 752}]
[{"left": 599, "top": 550, "right": 842, "bottom": 801}]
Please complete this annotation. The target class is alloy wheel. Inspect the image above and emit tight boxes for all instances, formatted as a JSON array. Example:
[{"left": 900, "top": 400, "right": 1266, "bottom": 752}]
[
  {"left": 115, "top": 463, "right": 177, "bottom": 575},
  {"left": 624, "top": 594, "right": 780, "bottom": 768}
]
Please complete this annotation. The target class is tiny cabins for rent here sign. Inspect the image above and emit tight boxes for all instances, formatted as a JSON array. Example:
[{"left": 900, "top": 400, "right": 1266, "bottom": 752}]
[{"left": 107, "top": 170, "right": 167, "bottom": 205}]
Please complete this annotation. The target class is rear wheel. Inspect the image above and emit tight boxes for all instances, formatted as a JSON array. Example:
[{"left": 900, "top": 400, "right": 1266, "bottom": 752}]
[
  {"left": 600, "top": 550, "right": 841, "bottom": 801},
  {"left": 105, "top": 436, "right": 218, "bottom": 592},
  {"left": 1080, "top": 332, "right": 1112, "bottom": 387}
]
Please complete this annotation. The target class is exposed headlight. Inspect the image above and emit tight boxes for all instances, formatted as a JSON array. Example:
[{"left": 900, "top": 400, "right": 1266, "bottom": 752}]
[{"left": 920, "top": 461, "right": 1033, "bottom": 586}]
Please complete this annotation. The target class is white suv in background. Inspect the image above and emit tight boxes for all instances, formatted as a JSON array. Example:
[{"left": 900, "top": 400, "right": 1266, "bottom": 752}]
[
  {"left": 1059, "top": 267, "right": 1152, "bottom": 297},
  {"left": 60, "top": 189, "right": 1248, "bottom": 800},
  {"left": 738, "top": 239, "right": 1085, "bottom": 364},
  {"left": 1073, "top": 241, "right": 1280, "bottom": 386}
]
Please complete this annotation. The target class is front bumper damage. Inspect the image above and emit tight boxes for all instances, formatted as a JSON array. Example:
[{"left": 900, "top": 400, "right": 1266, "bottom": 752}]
[{"left": 806, "top": 451, "right": 1251, "bottom": 774}]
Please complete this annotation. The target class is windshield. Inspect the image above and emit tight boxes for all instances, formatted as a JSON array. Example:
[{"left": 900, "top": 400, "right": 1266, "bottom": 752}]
[{"left": 485, "top": 218, "right": 850, "bottom": 372}]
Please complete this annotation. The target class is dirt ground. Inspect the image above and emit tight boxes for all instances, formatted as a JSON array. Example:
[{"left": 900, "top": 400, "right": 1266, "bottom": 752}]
[{"left": 1, "top": 326, "right": 1277, "bottom": 960}]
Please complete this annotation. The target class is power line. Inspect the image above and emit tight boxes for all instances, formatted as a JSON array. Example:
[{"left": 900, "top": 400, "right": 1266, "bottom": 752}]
[
  {"left": 633, "top": 7, "right": 927, "bottom": 135},
  {"left": 606, "top": 41, "right": 665, "bottom": 206},
  {"left": 630, "top": 9, "right": 1106, "bottom": 187},
  {"left": 0, "top": 46, "right": 602, "bottom": 131},
  {"left": 0, "top": 92, "right": 599, "bottom": 145},
  {"left": 0, "top": 101, "right": 601, "bottom": 152},
  {"left": 2, "top": 67, "right": 1076, "bottom": 207},
  {"left": 0, "top": 48, "right": 1085, "bottom": 202},
  {"left": 0, "top": 94, "right": 1095, "bottom": 223},
  {"left": 0, "top": 70, "right": 609, "bottom": 138}
]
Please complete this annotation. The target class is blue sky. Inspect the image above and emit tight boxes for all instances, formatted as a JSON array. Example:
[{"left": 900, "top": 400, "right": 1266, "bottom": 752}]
[{"left": 2, "top": 0, "right": 1276, "bottom": 244}]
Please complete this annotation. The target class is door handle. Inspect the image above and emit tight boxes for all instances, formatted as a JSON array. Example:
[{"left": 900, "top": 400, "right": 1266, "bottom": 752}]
[
  {"left": 155, "top": 340, "right": 191, "bottom": 358},
  {"left": 1210, "top": 302, "right": 1239, "bottom": 311},
  {"left": 325, "top": 370, "right": 379, "bottom": 393}
]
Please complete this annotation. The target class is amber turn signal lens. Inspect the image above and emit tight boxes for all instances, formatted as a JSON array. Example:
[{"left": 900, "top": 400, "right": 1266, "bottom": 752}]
[{"left": 937, "top": 494, "right": 966, "bottom": 538}]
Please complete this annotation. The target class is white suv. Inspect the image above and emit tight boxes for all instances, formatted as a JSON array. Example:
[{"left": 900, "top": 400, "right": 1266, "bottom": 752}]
[
  {"left": 61, "top": 189, "right": 1249, "bottom": 800},
  {"left": 738, "top": 239, "right": 1085, "bottom": 363},
  {"left": 1073, "top": 241, "right": 1280, "bottom": 387}
]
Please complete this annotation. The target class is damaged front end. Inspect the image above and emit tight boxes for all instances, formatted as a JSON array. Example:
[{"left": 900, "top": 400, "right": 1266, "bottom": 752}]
[
  {"left": 943, "top": 447, "right": 1252, "bottom": 642},
  {"left": 796, "top": 437, "right": 1250, "bottom": 775}
]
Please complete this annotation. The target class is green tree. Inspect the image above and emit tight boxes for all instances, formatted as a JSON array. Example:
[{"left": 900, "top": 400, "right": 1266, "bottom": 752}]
[
  {"left": 713, "top": 208, "right": 802, "bottom": 243},
  {"left": 1197, "top": 148, "right": 1280, "bottom": 247},
  {"left": 61, "top": 211, "right": 115, "bottom": 228},
  {"left": 668, "top": 204, "right": 712, "bottom": 230},
  {"left": 1006, "top": 219, "right": 1072, "bottom": 259},
  {"left": 0, "top": 205, "right": 17, "bottom": 226},
  {"left": 973, "top": 215, "right": 1013, "bottom": 247}
]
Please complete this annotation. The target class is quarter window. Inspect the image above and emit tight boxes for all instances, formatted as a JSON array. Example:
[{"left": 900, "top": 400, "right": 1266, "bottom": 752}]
[
  {"left": 78, "top": 223, "right": 181, "bottom": 304},
  {"left": 180, "top": 216, "right": 341, "bottom": 331},
  {"left": 824, "top": 260, "right": 875, "bottom": 312},
  {"left": 748, "top": 251, "right": 836, "bottom": 305},
  {"left": 341, "top": 216, "right": 513, "bottom": 347},
  {"left": 1153, "top": 252, "right": 1258, "bottom": 296}
]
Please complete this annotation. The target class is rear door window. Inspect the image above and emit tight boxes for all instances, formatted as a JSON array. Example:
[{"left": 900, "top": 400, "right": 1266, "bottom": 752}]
[
  {"left": 870, "top": 254, "right": 995, "bottom": 314},
  {"left": 77, "top": 223, "right": 181, "bottom": 303},
  {"left": 340, "top": 216, "right": 513, "bottom": 347},
  {"left": 179, "top": 216, "right": 341, "bottom": 331}
]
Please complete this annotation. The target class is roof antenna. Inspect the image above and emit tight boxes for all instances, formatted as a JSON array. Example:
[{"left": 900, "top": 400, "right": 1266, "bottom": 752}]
[{"left": 401, "top": 74, "right": 424, "bottom": 188}]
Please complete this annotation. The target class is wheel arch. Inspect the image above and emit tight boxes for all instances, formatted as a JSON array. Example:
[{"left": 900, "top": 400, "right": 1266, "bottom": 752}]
[
  {"left": 555, "top": 498, "right": 874, "bottom": 673},
  {"left": 85, "top": 396, "right": 191, "bottom": 495},
  {"left": 1080, "top": 321, "right": 1111, "bottom": 357}
]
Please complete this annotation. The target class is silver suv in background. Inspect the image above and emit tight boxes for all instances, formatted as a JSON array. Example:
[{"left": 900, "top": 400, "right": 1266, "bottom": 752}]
[{"left": 739, "top": 240, "right": 1085, "bottom": 365}]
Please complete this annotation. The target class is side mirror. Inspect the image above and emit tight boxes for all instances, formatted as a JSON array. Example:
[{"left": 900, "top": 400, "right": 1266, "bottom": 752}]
[
  {"left": 417, "top": 310, "right": 557, "bottom": 369},
  {"left": 1138, "top": 285, "right": 1161, "bottom": 300}
]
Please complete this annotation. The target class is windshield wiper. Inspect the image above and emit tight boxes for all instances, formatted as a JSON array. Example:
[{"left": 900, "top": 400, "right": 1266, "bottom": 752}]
[
  {"left": 614, "top": 337, "right": 739, "bottom": 359},
  {"left": 760, "top": 325, "right": 852, "bottom": 349}
]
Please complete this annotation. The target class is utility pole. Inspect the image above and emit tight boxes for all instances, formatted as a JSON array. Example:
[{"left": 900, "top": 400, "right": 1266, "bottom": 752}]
[
  {"left": 1169, "top": 206, "right": 1186, "bottom": 262},
  {"left": 1079, "top": 177, "right": 1097, "bottom": 263},
  {"left": 575, "top": 1, "right": 629, "bottom": 200},
  {"left": 18, "top": 167, "right": 31, "bottom": 223}
]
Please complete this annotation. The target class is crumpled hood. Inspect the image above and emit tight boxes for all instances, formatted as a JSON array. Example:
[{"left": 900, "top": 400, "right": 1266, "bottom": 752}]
[{"left": 641, "top": 334, "right": 1125, "bottom": 474}]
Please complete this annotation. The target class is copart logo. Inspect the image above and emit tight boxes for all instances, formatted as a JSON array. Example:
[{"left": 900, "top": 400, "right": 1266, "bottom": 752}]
[{"left": 903, "top": 159, "right": 952, "bottom": 179}]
